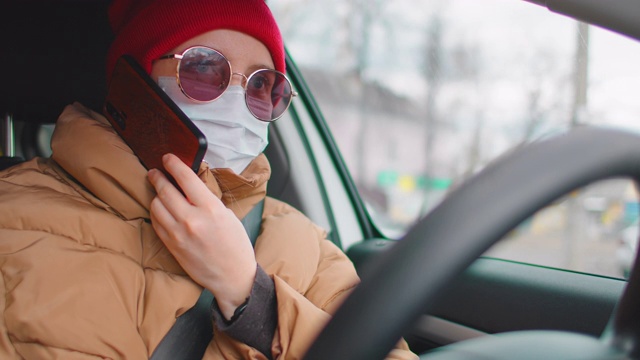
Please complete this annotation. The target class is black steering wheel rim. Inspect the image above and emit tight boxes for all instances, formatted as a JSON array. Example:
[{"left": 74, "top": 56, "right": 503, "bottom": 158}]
[{"left": 304, "top": 127, "right": 640, "bottom": 359}]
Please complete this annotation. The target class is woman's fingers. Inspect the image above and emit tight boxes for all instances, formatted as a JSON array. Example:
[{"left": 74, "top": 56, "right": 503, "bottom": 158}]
[
  {"left": 147, "top": 167, "right": 192, "bottom": 222},
  {"left": 161, "top": 154, "right": 218, "bottom": 208},
  {"left": 149, "top": 196, "right": 174, "bottom": 237},
  {"left": 147, "top": 153, "right": 257, "bottom": 310}
]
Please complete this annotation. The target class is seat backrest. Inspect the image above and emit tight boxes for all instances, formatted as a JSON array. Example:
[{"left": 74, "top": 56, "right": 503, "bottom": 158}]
[
  {"left": 0, "top": 156, "right": 24, "bottom": 171},
  {"left": 0, "top": 1, "right": 113, "bottom": 123}
]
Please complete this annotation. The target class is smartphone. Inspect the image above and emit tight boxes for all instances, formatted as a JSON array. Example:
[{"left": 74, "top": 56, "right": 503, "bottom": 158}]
[{"left": 103, "top": 55, "right": 207, "bottom": 179}]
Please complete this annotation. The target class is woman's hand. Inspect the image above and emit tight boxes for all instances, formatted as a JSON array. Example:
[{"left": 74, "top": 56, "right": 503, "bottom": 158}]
[{"left": 147, "top": 153, "right": 257, "bottom": 320}]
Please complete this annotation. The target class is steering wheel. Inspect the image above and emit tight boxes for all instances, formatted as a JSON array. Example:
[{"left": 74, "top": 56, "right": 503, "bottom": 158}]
[{"left": 304, "top": 127, "right": 640, "bottom": 359}]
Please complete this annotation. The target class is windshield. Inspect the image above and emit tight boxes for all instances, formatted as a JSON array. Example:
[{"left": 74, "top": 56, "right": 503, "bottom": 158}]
[{"left": 271, "top": 0, "right": 640, "bottom": 278}]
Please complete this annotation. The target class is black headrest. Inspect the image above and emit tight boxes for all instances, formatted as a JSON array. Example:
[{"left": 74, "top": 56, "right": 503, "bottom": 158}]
[{"left": 0, "top": 1, "right": 113, "bottom": 123}]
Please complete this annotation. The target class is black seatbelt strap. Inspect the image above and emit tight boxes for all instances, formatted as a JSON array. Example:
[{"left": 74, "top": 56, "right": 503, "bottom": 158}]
[
  {"left": 150, "top": 199, "right": 265, "bottom": 360},
  {"left": 243, "top": 199, "right": 264, "bottom": 247}
]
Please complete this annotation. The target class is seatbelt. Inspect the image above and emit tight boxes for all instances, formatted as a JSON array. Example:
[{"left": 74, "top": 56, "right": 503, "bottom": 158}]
[{"left": 150, "top": 199, "right": 265, "bottom": 360}]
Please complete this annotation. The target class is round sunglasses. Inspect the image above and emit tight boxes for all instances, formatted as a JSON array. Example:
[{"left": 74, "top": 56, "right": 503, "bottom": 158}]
[{"left": 156, "top": 46, "right": 296, "bottom": 121}]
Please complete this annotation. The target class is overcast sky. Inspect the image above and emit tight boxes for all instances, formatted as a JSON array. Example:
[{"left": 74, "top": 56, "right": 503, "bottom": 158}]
[{"left": 272, "top": 0, "right": 640, "bottom": 132}]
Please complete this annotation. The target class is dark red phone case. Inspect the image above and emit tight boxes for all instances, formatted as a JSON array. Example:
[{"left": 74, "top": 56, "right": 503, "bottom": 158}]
[{"left": 103, "top": 55, "right": 207, "bottom": 176}]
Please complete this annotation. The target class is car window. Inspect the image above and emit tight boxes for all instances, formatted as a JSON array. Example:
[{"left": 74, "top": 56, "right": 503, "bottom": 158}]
[{"left": 270, "top": 0, "right": 640, "bottom": 279}]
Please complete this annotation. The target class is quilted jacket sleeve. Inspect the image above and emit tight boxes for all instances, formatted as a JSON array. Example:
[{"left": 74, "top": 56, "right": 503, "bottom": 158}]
[
  {"left": 268, "top": 236, "right": 417, "bottom": 360},
  {"left": 230, "top": 198, "right": 418, "bottom": 360}
]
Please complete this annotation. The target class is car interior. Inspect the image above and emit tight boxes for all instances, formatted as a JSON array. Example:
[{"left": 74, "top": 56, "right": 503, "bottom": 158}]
[{"left": 3, "top": 1, "right": 640, "bottom": 359}]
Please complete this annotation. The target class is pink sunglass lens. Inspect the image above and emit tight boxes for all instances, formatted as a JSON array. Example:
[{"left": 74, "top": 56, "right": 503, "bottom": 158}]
[
  {"left": 245, "top": 71, "right": 293, "bottom": 121},
  {"left": 178, "top": 48, "right": 230, "bottom": 101}
]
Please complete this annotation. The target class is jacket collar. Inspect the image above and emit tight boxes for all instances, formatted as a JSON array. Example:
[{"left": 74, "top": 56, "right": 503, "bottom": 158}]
[{"left": 51, "top": 102, "right": 270, "bottom": 220}]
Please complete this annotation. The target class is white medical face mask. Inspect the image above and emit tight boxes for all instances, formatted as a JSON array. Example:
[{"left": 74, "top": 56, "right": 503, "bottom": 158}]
[{"left": 158, "top": 77, "right": 269, "bottom": 174}]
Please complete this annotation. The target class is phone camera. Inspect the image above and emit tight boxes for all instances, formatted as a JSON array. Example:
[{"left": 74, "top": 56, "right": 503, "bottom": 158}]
[{"left": 105, "top": 102, "right": 127, "bottom": 129}]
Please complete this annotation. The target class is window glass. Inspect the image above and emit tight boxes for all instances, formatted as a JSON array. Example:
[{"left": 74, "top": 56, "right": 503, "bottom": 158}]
[{"left": 271, "top": 0, "right": 640, "bottom": 278}]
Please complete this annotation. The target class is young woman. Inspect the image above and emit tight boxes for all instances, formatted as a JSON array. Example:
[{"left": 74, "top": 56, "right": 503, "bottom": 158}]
[{"left": 0, "top": 0, "right": 417, "bottom": 358}]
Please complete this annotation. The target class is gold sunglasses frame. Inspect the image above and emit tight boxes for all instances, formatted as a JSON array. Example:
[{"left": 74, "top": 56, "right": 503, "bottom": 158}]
[{"left": 156, "top": 46, "right": 297, "bottom": 122}]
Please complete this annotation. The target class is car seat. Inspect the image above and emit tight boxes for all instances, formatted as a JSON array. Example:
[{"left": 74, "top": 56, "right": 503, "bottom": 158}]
[{"left": 0, "top": 0, "right": 112, "bottom": 168}]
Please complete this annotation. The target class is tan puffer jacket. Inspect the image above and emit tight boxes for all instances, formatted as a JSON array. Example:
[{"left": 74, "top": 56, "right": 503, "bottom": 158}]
[{"left": 0, "top": 103, "right": 416, "bottom": 359}]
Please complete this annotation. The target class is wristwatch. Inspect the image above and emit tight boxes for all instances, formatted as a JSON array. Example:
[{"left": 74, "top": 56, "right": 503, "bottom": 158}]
[{"left": 225, "top": 296, "right": 250, "bottom": 325}]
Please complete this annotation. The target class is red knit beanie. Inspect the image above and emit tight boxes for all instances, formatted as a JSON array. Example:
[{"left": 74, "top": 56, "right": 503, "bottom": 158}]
[{"left": 106, "top": 0, "right": 285, "bottom": 79}]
